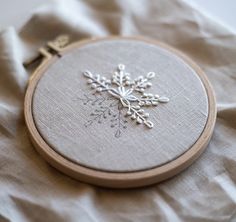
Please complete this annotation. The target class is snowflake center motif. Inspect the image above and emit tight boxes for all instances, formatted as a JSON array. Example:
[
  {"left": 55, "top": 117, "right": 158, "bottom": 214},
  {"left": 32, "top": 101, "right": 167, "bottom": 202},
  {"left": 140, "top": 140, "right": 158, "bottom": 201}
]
[{"left": 83, "top": 64, "right": 169, "bottom": 129}]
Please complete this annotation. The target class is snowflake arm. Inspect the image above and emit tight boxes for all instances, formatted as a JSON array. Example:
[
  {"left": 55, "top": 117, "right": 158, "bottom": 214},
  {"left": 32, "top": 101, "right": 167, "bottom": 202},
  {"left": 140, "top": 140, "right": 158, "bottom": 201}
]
[
  {"left": 84, "top": 106, "right": 109, "bottom": 127},
  {"left": 76, "top": 93, "right": 106, "bottom": 106},
  {"left": 84, "top": 70, "right": 122, "bottom": 99},
  {"left": 110, "top": 103, "right": 128, "bottom": 138},
  {"left": 120, "top": 98, "right": 154, "bottom": 128},
  {"left": 128, "top": 71, "right": 155, "bottom": 93},
  {"left": 112, "top": 64, "right": 130, "bottom": 87},
  {"left": 138, "top": 93, "right": 169, "bottom": 106},
  {"left": 83, "top": 71, "right": 111, "bottom": 92}
]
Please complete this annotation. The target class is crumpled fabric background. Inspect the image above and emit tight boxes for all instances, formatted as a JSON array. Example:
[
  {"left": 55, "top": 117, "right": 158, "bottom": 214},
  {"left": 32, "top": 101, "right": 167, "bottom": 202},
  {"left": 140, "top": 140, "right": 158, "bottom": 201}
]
[{"left": 0, "top": 0, "right": 236, "bottom": 221}]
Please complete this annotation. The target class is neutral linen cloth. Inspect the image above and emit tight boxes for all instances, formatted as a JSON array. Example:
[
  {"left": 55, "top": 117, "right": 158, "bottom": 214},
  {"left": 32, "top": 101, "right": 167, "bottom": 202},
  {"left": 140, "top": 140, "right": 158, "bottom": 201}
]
[
  {"left": 0, "top": 0, "right": 236, "bottom": 221},
  {"left": 32, "top": 39, "right": 208, "bottom": 172}
]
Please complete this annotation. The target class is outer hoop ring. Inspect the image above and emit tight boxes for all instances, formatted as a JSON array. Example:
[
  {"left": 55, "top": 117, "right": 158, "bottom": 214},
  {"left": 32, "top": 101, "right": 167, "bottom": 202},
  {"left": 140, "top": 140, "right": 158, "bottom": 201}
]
[{"left": 24, "top": 36, "right": 216, "bottom": 188}]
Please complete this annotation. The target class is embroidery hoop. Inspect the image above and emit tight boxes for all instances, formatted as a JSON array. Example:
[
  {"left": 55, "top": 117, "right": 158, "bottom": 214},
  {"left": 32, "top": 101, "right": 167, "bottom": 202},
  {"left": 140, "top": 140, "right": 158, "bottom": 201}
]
[{"left": 24, "top": 36, "right": 216, "bottom": 188}]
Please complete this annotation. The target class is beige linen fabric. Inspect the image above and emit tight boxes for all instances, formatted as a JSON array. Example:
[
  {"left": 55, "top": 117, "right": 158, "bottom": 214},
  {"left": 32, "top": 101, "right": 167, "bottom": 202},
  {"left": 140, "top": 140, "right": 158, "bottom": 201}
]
[
  {"left": 0, "top": 0, "right": 236, "bottom": 221},
  {"left": 32, "top": 39, "right": 208, "bottom": 172}
]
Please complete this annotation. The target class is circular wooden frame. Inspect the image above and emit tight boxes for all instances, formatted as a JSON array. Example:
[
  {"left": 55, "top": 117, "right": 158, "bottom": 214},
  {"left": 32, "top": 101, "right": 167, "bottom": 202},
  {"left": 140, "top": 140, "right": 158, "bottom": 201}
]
[{"left": 24, "top": 36, "right": 216, "bottom": 188}]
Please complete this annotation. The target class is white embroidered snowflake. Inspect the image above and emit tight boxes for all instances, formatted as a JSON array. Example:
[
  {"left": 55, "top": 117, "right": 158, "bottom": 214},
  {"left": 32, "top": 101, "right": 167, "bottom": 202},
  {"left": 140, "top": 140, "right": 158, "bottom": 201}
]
[{"left": 83, "top": 64, "right": 169, "bottom": 129}]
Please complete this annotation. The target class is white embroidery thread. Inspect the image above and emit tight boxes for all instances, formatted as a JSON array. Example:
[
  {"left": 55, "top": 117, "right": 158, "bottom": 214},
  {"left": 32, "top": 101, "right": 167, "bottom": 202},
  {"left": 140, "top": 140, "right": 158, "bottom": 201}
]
[{"left": 83, "top": 64, "right": 169, "bottom": 129}]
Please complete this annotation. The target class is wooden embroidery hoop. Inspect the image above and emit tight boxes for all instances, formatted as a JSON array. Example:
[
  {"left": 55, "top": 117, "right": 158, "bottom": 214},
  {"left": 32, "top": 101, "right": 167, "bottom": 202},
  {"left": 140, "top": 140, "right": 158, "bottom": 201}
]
[{"left": 24, "top": 36, "right": 216, "bottom": 188}]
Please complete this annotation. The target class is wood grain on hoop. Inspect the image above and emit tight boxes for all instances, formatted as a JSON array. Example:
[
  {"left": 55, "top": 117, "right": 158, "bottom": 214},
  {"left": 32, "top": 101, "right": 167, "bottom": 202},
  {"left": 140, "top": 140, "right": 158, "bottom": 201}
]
[{"left": 24, "top": 36, "right": 216, "bottom": 188}]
